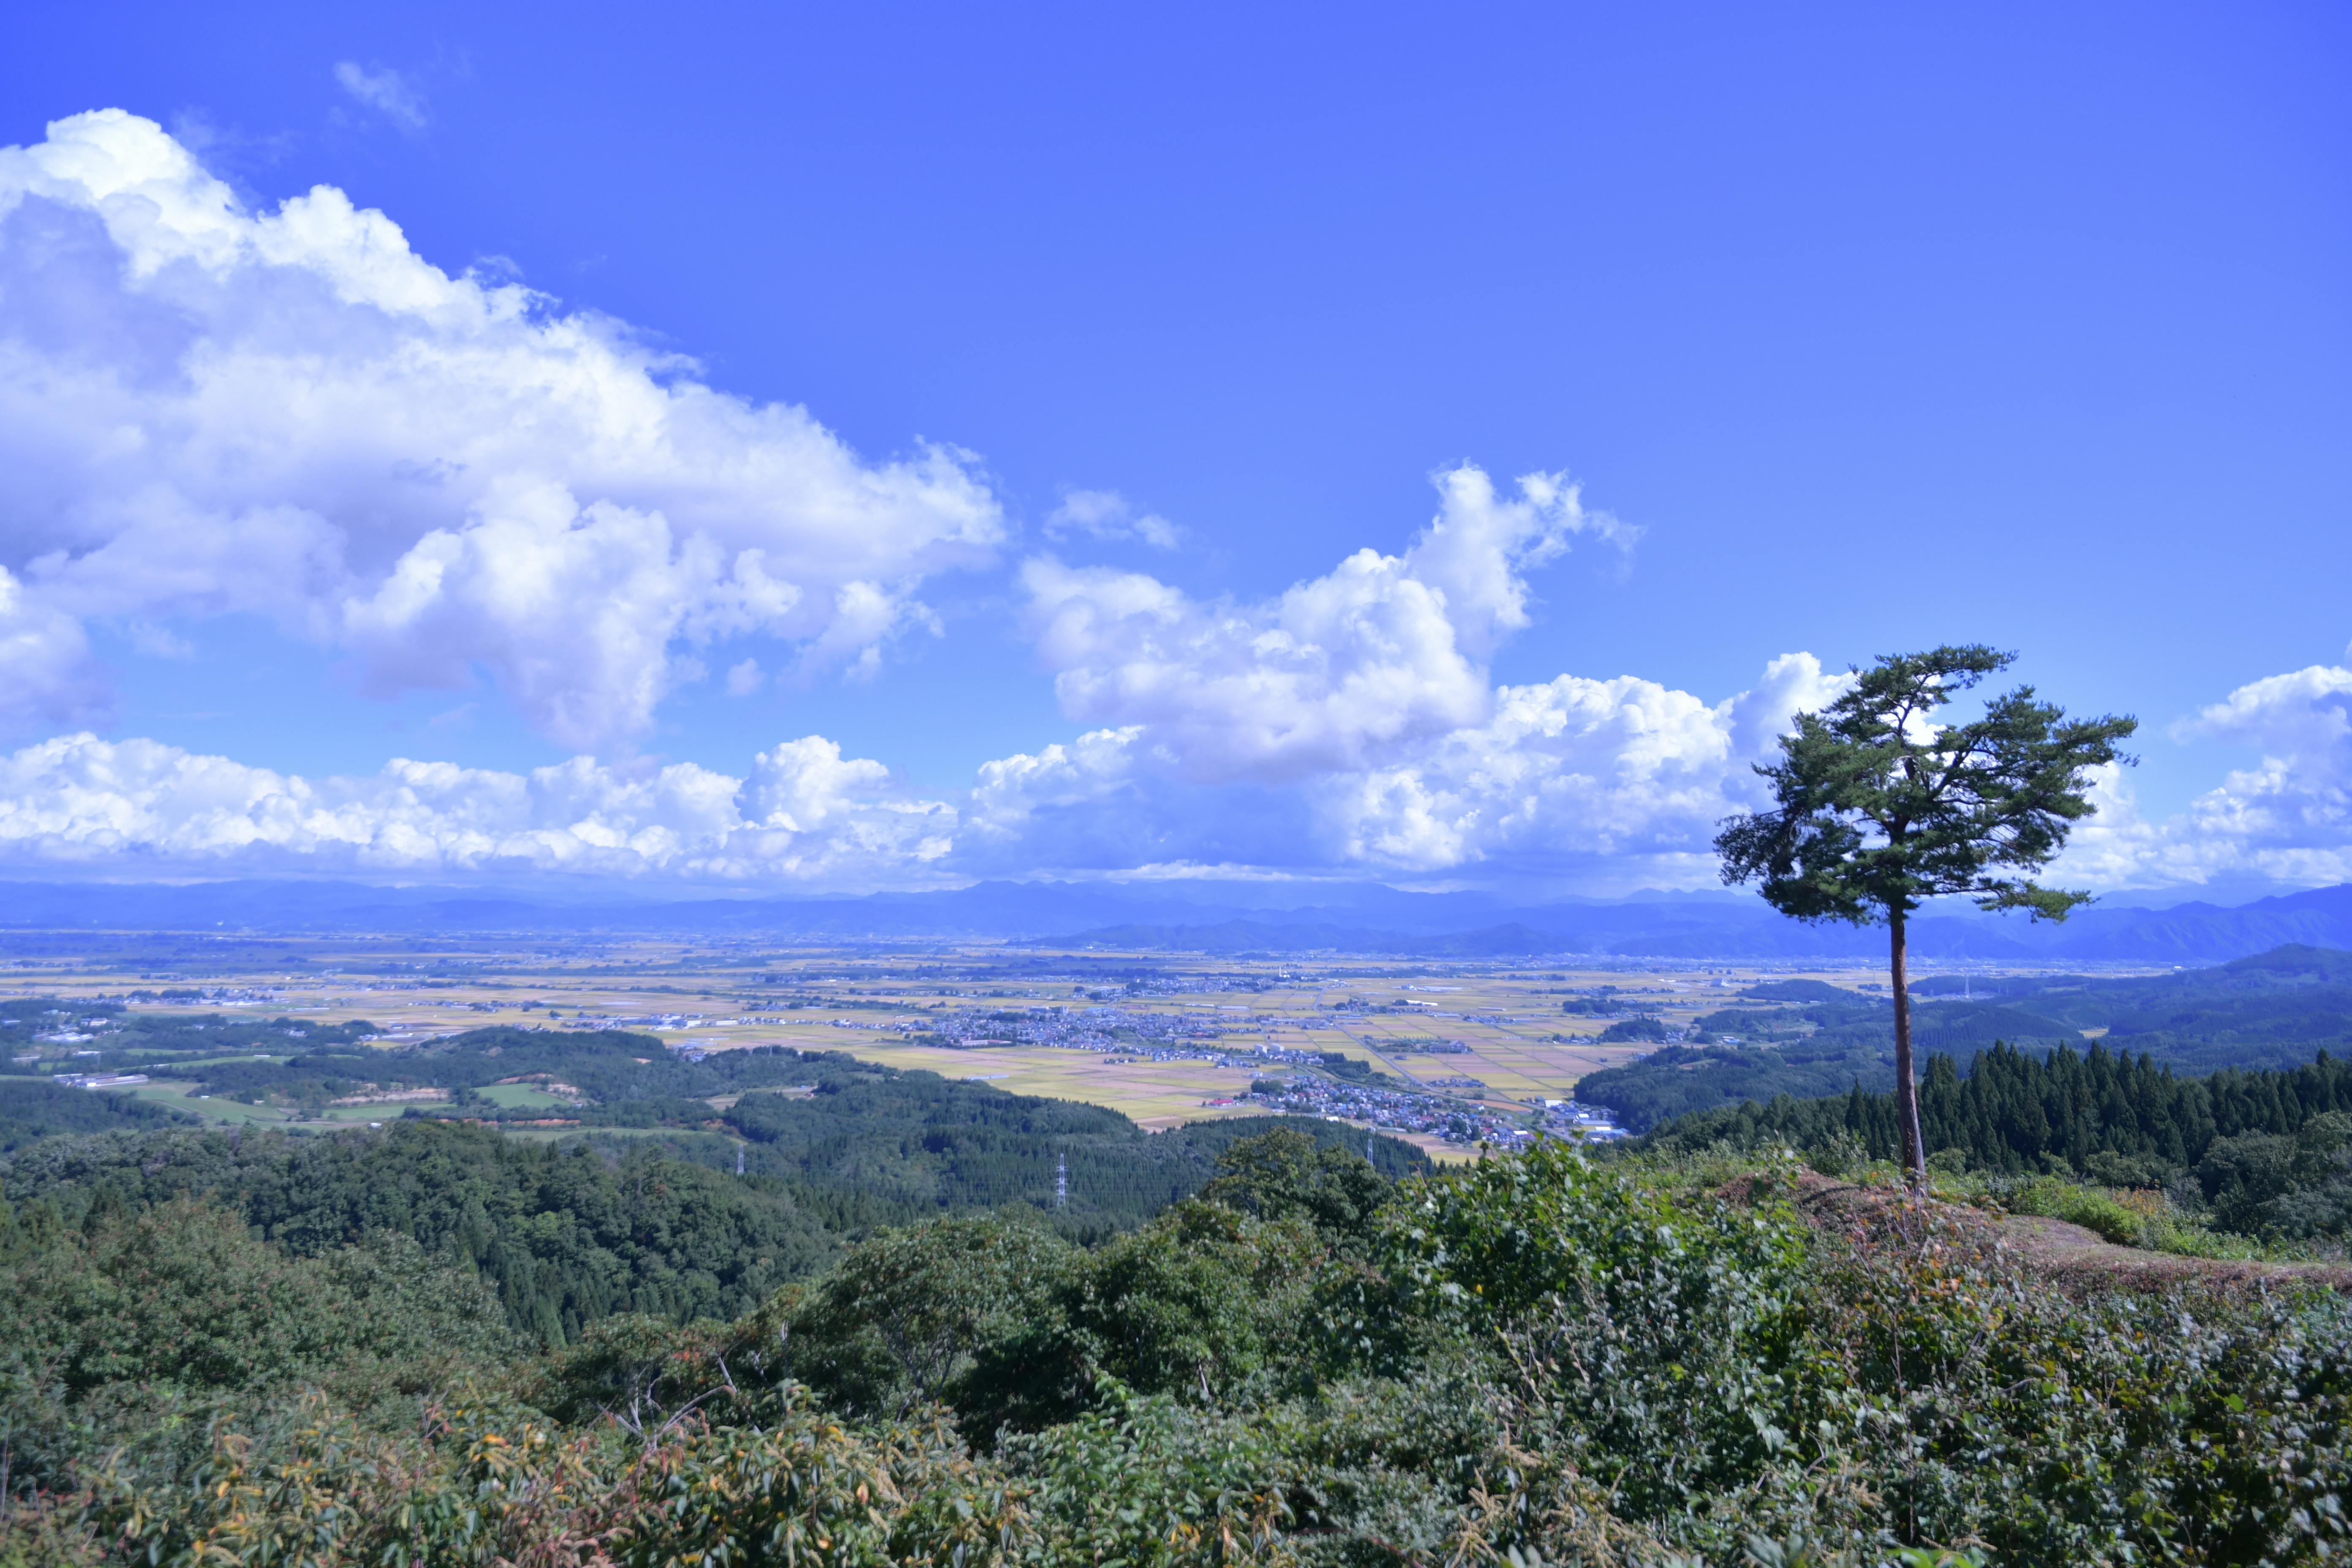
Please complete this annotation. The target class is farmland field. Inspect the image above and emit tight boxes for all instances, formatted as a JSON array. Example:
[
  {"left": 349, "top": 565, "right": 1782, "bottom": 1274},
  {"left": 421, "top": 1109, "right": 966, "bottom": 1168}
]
[{"left": 0, "top": 930, "right": 2144, "bottom": 1148}]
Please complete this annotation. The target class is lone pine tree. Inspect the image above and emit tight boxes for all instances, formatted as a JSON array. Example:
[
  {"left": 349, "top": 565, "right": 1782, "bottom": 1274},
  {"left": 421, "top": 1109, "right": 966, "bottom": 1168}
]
[{"left": 1714, "top": 645, "right": 2135, "bottom": 1186}]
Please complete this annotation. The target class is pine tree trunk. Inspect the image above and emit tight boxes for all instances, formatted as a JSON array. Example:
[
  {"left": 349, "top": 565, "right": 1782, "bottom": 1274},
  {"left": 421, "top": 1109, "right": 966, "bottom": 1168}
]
[{"left": 1889, "top": 911, "right": 1927, "bottom": 1188}]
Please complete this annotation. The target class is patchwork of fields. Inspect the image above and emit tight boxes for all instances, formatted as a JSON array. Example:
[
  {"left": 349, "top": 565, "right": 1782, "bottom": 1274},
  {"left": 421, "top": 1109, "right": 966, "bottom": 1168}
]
[{"left": 4, "top": 931, "right": 2170, "bottom": 1154}]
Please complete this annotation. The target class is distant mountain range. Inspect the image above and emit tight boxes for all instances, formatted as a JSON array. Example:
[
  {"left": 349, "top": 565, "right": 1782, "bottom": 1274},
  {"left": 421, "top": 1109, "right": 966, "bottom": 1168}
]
[
  {"left": 1010, "top": 920, "right": 1585, "bottom": 958},
  {"left": 0, "top": 877, "right": 2345, "bottom": 964},
  {"left": 1024, "top": 884, "right": 2352, "bottom": 964}
]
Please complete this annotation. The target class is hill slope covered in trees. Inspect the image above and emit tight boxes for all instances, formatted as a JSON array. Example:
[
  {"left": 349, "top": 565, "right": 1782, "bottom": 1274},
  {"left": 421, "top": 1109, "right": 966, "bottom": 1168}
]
[
  {"left": 1647, "top": 1041, "right": 2352, "bottom": 1242},
  {"left": 3, "top": 1128, "right": 2345, "bottom": 1565},
  {"left": 1576, "top": 943, "right": 2352, "bottom": 1131},
  {"left": 0, "top": 1032, "right": 1427, "bottom": 1344}
]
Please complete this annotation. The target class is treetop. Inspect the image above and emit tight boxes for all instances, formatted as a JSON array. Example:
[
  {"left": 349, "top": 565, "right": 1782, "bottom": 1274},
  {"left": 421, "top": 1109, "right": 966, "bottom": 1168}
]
[{"left": 1715, "top": 644, "right": 2137, "bottom": 926}]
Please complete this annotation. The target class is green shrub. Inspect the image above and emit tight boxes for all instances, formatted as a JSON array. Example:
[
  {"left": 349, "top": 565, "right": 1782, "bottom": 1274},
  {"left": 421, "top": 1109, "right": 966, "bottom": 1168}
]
[
  {"left": 1004, "top": 1388, "right": 1298, "bottom": 1568},
  {"left": 785, "top": 1212, "right": 1077, "bottom": 1421},
  {"left": 1385, "top": 1141, "right": 1812, "bottom": 1519},
  {"left": 11, "top": 1142, "right": 2352, "bottom": 1567},
  {"left": 1989, "top": 1174, "right": 2269, "bottom": 1259}
]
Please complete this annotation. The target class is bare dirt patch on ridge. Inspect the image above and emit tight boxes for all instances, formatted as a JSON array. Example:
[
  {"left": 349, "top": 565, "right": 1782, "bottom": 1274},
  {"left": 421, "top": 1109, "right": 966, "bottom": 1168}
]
[
  {"left": 1762, "top": 1170, "right": 2352, "bottom": 1294},
  {"left": 1993, "top": 1210, "right": 2352, "bottom": 1293}
]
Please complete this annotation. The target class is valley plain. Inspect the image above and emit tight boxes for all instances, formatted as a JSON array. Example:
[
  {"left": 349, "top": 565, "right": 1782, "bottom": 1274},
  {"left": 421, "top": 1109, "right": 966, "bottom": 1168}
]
[{"left": 5, "top": 928, "right": 2177, "bottom": 1154}]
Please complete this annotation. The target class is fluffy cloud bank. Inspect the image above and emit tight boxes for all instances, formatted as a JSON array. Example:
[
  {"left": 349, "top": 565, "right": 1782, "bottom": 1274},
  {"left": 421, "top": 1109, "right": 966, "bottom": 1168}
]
[
  {"left": 8, "top": 649, "right": 2346, "bottom": 894},
  {"left": 2, "top": 106, "right": 2336, "bottom": 898},
  {"left": 953, "top": 656, "right": 1844, "bottom": 889},
  {"left": 974, "top": 466, "right": 1857, "bottom": 888},
  {"left": 995, "top": 477, "right": 2352, "bottom": 892},
  {"left": 1023, "top": 466, "right": 1631, "bottom": 783},
  {"left": 0, "top": 644, "right": 1827, "bottom": 892},
  {"left": 2060, "top": 660, "right": 2352, "bottom": 891},
  {"left": 0, "top": 732, "right": 953, "bottom": 885},
  {"left": 0, "top": 110, "right": 1001, "bottom": 748},
  {"left": 1315, "top": 653, "right": 1850, "bottom": 874}
]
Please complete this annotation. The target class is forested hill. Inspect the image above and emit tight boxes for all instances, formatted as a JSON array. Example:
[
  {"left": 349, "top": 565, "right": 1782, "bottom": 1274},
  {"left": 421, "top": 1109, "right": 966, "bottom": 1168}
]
[
  {"left": 0, "top": 1025, "right": 1426, "bottom": 1344},
  {"left": 2, "top": 1016, "right": 1409, "bottom": 1190},
  {"left": 1645, "top": 1041, "right": 2352, "bottom": 1241},
  {"left": 0, "top": 1078, "right": 193, "bottom": 1153},
  {"left": 3, "top": 1119, "right": 837, "bottom": 1344},
  {"left": 1575, "top": 942, "right": 2352, "bottom": 1132},
  {"left": 4, "top": 1020, "right": 1427, "bottom": 1224},
  {"left": 8, "top": 1124, "right": 2347, "bottom": 1563}
]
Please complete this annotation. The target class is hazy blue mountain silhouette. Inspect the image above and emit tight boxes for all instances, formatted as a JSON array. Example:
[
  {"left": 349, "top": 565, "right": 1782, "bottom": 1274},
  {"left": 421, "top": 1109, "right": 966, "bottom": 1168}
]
[{"left": 0, "top": 878, "right": 2342, "bottom": 962}]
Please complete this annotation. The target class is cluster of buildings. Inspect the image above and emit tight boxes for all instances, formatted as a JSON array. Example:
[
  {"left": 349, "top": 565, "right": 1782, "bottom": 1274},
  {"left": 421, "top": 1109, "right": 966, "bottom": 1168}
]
[
  {"left": 1241, "top": 1078, "right": 1633, "bottom": 1150},
  {"left": 1541, "top": 1100, "right": 1632, "bottom": 1141},
  {"left": 128, "top": 985, "right": 293, "bottom": 1008},
  {"left": 52, "top": 1071, "right": 149, "bottom": 1090},
  {"left": 1118, "top": 973, "right": 1271, "bottom": 998},
  {"left": 1244, "top": 1075, "right": 1532, "bottom": 1146}
]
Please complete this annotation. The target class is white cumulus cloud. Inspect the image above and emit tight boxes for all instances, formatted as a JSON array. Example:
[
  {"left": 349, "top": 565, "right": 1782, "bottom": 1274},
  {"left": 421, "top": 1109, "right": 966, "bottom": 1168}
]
[
  {"left": 1021, "top": 464, "right": 1628, "bottom": 784},
  {"left": 954, "top": 655, "right": 1845, "bottom": 890},
  {"left": 0, "top": 567, "right": 108, "bottom": 735},
  {"left": 2061, "top": 661, "right": 2352, "bottom": 890},
  {"left": 0, "top": 109, "right": 1003, "bottom": 747},
  {"left": 1315, "top": 653, "right": 1849, "bottom": 879},
  {"left": 0, "top": 732, "right": 956, "bottom": 887},
  {"left": 966, "top": 470, "right": 1864, "bottom": 889},
  {"left": 24, "top": 646, "right": 2341, "bottom": 898}
]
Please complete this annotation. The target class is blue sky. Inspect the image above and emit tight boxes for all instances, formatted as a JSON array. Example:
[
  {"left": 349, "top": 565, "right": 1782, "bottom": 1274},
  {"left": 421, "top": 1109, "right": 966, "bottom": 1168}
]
[{"left": 0, "top": 2, "right": 2345, "bottom": 896}]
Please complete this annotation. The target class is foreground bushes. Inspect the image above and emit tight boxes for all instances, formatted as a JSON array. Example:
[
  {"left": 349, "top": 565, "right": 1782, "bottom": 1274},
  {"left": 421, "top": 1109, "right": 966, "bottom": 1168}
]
[
  {"left": 4, "top": 1134, "right": 2349, "bottom": 1565},
  {"left": 1647, "top": 1044, "right": 2352, "bottom": 1253}
]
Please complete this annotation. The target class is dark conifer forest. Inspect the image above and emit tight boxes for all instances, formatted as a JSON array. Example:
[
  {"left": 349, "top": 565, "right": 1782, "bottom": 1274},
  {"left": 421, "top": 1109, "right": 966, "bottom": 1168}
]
[{"left": 1577, "top": 943, "right": 2352, "bottom": 1131}]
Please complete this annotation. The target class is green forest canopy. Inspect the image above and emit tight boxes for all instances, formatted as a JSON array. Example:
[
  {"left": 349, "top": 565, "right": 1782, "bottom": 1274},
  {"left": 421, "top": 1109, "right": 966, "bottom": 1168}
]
[
  {"left": 5, "top": 983, "right": 2351, "bottom": 1562},
  {"left": 4, "top": 1130, "right": 2345, "bottom": 1566},
  {"left": 2, "top": 1026, "right": 1427, "bottom": 1345},
  {"left": 1576, "top": 942, "right": 2352, "bottom": 1132}
]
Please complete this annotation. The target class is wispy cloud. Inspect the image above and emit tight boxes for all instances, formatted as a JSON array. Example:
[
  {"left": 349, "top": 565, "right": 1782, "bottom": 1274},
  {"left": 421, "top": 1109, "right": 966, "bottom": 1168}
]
[
  {"left": 333, "top": 61, "right": 430, "bottom": 131},
  {"left": 1045, "top": 489, "right": 1182, "bottom": 550},
  {"left": 125, "top": 621, "right": 195, "bottom": 660}
]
